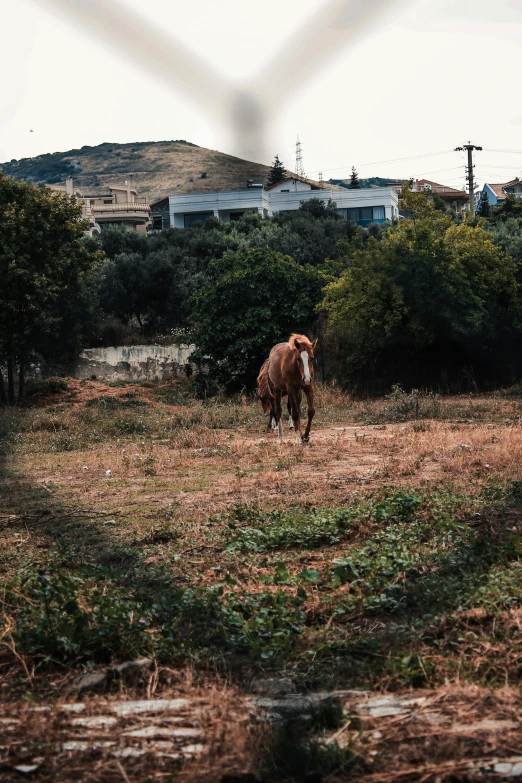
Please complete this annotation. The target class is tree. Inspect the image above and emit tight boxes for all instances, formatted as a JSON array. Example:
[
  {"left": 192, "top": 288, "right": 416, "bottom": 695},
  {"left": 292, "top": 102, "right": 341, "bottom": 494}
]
[
  {"left": 267, "top": 155, "right": 286, "bottom": 187},
  {"left": 489, "top": 217, "right": 522, "bottom": 273},
  {"left": 349, "top": 166, "right": 360, "bottom": 189},
  {"left": 99, "top": 253, "right": 149, "bottom": 327},
  {"left": 297, "top": 198, "right": 340, "bottom": 220},
  {"left": 190, "top": 248, "right": 326, "bottom": 390},
  {"left": 476, "top": 189, "right": 491, "bottom": 218},
  {"left": 321, "top": 187, "right": 520, "bottom": 388},
  {"left": 490, "top": 195, "right": 522, "bottom": 223},
  {"left": 0, "top": 174, "right": 99, "bottom": 402}
]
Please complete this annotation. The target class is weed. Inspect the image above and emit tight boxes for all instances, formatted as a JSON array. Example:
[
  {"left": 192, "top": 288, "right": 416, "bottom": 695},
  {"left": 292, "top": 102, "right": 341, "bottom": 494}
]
[
  {"left": 26, "top": 378, "right": 69, "bottom": 398},
  {"left": 224, "top": 504, "right": 356, "bottom": 552},
  {"left": 86, "top": 396, "right": 149, "bottom": 410}
]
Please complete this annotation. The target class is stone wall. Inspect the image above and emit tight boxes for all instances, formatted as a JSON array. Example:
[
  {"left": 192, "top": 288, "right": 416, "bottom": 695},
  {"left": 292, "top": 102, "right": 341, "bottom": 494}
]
[{"left": 75, "top": 344, "right": 195, "bottom": 382}]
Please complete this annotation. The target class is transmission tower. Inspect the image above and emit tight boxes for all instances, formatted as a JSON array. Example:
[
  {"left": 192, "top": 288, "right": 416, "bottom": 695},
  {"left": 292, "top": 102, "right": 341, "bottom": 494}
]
[
  {"left": 319, "top": 171, "right": 323, "bottom": 186},
  {"left": 454, "top": 141, "right": 482, "bottom": 216},
  {"left": 295, "top": 135, "right": 306, "bottom": 178}
]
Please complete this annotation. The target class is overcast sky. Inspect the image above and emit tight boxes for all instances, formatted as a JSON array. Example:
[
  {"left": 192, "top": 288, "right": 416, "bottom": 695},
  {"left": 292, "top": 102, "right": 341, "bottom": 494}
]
[{"left": 1, "top": 0, "right": 522, "bottom": 188}]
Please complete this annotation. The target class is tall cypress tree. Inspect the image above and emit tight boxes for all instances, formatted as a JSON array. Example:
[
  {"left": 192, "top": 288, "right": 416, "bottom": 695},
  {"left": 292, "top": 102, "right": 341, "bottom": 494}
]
[
  {"left": 267, "top": 155, "right": 286, "bottom": 186},
  {"left": 349, "top": 166, "right": 360, "bottom": 189},
  {"left": 476, "top": 189, "right": 490, "bottom": 218}
]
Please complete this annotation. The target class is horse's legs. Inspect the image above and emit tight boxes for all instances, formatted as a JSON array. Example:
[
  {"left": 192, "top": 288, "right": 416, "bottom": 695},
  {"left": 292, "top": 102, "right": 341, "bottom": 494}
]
[
  {"left": 273, "top": 389, "right": 284, "bottom": 442},
  {"left": 287, "top": 398, "right": 294, "bottom": 430},
  {"left": 302, "top": 385, "right": 315, "bottom": 442},
  {"left": 289, "top": 389, "right": 302, "bottom": 444}
]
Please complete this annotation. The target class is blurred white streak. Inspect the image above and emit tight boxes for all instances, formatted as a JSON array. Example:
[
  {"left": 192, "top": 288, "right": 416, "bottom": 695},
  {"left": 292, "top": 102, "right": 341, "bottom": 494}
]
[
  {"left": 34, "top": 0, "right": 229, "bottom": 115},
  {"left": 262, "top": 0, "right": 412, "bottom": 105},
  {"left": 33, "top": 0, "right": 413, "bottom": 162}
]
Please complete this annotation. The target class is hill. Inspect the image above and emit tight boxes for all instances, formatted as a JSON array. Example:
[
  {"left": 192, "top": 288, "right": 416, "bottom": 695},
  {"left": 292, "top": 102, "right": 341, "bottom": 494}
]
[{"left": 0, "top": 140, "right": 277, "bottom": 202}]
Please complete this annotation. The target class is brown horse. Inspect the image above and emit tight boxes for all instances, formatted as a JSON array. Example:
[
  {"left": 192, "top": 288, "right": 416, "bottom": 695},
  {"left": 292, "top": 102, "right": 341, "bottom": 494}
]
[
  {"left": 264, "top": 334, "right": 317, "bottom": 443},
  {"left": 257, "top": 358, "right": 294, "bottom": 432}
]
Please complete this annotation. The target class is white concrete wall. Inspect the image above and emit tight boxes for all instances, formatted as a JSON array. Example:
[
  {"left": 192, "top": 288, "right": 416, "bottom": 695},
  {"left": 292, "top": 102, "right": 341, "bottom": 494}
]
[
  {"left": 76, "top": 344, "right": 195, "bottom": 382},
  {"left": 168, "top": 186, "right": 398, "bottom": 227},
  {"left": 268, "top": 186, "right": 398, "bottom": 217},
  {"left": 269, "top": 179, "right": 314, "bottom": 193}
]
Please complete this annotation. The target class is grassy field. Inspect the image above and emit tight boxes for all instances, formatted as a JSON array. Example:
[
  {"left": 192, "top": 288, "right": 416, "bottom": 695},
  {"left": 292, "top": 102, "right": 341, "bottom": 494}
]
[{"left": 1, "top": 379, "right": 522, "bottom": 781}]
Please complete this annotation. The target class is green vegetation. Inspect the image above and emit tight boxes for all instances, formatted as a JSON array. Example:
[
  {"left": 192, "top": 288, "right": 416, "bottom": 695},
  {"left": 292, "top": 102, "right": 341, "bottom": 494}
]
[
  {"left": 321, "top": 187, "right": 522, "bottom": 390},
  {"left": 190, "top": 247, "right": 326, "bottom": 389},
  {"left": 477, "top": 188, "right": 491, "bottom": 217},
  {"left": 4, "top": 478, "right": 522, "bottom": 689},
  {"left": 0, "top": 174, "right": 100, "bottom": 403},
  {"left": 267, "top": 154, "right": 287, "bottom": 186}
]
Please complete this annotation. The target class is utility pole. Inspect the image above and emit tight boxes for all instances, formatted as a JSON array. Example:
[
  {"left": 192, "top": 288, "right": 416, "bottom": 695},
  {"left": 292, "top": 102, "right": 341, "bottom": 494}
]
[{"left": 454, "top": 142, "right": 482, "bottom": 216}]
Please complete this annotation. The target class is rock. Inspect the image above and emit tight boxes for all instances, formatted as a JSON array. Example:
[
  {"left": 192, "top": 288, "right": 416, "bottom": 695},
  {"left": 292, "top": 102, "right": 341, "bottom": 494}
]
[
  {"left": 114, "top": 748, "right": 145, "bottom": 758},
  {"left": 111, "top": 657, "right": 153, "bottom": 682},
  {"left": 123, "top": 726, "right": 202, "bottom": 739},
  {"left": 70, "top": 659, "right": 152, "bottom": 693},
  {"left": 252, "top": 695, "right": 310, "bottom": 716},
  {"left": 70, "top": 716, "right": 117, "bottom": 728},
  {"left": 180, "top": 743, "right": 204, "bottom": 755},
  {"left": 252, "top": 678, "right": 295, "bottom": 697},
  {"left": 355, "top": 694, "right": 426, "bottom": 718},
  {"left": 60, "top": 703, "right": 85, "bottom": 713},
  {"left": 62, "top": 741, "right": 115, "bottom": 752},
  {"left": 109, "top": 698, "right": 190, "bottom": 717},
  {"left": 71, "top": 672, "right": 108, "bottom": 693}
]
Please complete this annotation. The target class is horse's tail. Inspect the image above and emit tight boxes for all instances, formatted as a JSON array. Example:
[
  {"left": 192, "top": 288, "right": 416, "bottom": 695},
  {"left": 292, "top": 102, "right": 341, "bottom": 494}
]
[{"left": 257, "top": 359, "right": 273, "bottom": 415}]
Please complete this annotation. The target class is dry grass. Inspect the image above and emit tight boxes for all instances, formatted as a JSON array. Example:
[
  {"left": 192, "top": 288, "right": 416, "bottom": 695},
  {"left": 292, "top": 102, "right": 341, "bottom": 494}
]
[
  {"left": 2, "top": 140, "right": 276, "bottom": 202},
  {"left": 2, "top": 379, "right": 522, "bottom": 781},
  {"left": 0, "top": 674, "right": 259, "bottom": 783}
]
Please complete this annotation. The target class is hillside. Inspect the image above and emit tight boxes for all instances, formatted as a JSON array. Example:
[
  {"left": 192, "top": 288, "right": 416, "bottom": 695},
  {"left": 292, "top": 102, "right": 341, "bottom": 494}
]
[{"left": 0, "top": 140, "right": 277, "bottom": 202}]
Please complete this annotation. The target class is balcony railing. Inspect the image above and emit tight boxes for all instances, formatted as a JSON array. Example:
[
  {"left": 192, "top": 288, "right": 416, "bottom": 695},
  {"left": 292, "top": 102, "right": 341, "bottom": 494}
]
[
  {"left": 93, "top": 202, "right": 150, "bottom": 213},
  {"left": 419, "top": 187, "right": 466, "bottom": 195}
]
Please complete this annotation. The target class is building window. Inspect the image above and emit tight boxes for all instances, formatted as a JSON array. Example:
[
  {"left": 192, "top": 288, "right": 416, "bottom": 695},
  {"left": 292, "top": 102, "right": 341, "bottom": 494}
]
[
  {"left": 346, "top": 206, "right": 386, "bottom": 225},
  {"left": 104, "top": 199, "right": 113, "bottom": 204},
  {"left": 229, "top": 211, "right": 245, "bottom": 221},
  {"left": 183, "top": 211, "right": 214, "bottom": 229}
]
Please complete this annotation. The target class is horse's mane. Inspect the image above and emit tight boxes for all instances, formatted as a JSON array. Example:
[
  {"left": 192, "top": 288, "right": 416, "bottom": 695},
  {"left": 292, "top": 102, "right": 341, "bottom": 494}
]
[{"left": 288, "top": 333, "right": 313, "bottom": 351}]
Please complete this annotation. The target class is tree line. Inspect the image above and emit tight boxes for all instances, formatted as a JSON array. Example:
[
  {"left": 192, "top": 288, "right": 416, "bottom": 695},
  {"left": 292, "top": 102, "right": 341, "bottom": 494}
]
[{"left": 2, "top": 171, "right": 522, "bottom": 401}]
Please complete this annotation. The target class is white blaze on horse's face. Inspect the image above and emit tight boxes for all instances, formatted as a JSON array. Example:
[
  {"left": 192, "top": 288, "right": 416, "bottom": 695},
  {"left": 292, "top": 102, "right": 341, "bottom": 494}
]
[{"left": 301, "top": 351, "right": 312, "bottom": 385}]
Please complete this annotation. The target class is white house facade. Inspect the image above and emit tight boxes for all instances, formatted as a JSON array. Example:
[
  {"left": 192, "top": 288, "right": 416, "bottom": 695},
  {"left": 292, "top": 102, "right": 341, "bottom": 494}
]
[{"left": 165, "top": 179, "right": 399, "bottom": 229}]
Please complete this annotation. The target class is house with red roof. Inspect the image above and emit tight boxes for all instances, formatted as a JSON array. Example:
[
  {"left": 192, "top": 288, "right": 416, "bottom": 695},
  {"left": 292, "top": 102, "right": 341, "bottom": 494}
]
[
  {"left": 479, "top": 178, "right": 522, "bottom": 208},
  {"left": 386, "top": 179, "right": 469, "bottom": 213}
]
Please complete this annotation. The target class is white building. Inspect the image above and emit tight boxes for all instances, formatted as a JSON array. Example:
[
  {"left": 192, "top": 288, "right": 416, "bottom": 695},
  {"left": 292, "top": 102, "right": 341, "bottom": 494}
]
[{"left": 161, "top": 178, "right": 399, "bottom": 229}]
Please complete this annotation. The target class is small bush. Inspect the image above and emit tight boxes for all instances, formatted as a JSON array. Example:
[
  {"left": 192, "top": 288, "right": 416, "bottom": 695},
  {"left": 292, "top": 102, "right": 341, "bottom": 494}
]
[{"left": 26, "top": 378, "right": 69, "bottom": 398}]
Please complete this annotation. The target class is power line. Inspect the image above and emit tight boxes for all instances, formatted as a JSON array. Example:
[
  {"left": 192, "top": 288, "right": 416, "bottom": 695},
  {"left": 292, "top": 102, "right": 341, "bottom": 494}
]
[
  {"left": 483, "top": 148, "right": 522, "bottom": 154},
  {"left": 308, "top": 149, "right": 453, "bottom": 176}
]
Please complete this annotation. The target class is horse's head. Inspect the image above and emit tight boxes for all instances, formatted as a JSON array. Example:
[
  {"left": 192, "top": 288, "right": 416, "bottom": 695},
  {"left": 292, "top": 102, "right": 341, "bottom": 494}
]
[{"left": 291, "top": 335, "right": 318, "bottom": 386}]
